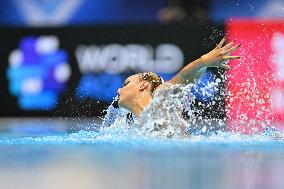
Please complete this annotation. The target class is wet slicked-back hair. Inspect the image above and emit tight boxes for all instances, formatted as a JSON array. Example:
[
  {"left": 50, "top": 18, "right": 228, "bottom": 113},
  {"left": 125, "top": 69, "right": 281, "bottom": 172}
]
[{"left": 139, "top": 72, "right": 163, "bottom": 93}]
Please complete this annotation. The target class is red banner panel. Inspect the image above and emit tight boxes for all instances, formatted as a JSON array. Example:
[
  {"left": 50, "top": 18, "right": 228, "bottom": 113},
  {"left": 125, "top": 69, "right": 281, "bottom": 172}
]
[{"left": 226, "top": 19, "right": 284, "bottom": 133}]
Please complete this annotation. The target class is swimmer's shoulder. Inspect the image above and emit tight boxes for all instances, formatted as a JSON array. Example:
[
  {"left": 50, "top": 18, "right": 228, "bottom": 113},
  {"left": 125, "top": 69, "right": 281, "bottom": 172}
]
[
  {"left": 153, "top": 79, "right": 187, "bottom": 96},
  {"left": 153, "top": 82, "right": 173, "bottom": 95},
  {"left": 154, "top": 74, "right": 184, "bottom": 94}
]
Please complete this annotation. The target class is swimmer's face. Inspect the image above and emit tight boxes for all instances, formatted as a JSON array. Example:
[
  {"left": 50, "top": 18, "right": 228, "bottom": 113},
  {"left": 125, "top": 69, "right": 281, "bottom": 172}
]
[{"left": 117, "top": 74, "right": 145, "bottom": 108}]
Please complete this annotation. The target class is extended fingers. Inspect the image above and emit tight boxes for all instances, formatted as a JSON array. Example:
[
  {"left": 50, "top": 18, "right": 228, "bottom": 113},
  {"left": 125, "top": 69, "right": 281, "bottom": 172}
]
[
  {"left": 219, "top": 55, "right": 240, "bottom": 69},
  {"left": 222, "top": 40, "right": 236, "bottom": 50},
  {"left": 223, "top": 44, "right": 241, "bottom": 55},
  {"left": 222, "top": 55, "right": 241, "bottom": 60},
  {"left": 215, "top": 37, "right": 226, "bottom": 49}
]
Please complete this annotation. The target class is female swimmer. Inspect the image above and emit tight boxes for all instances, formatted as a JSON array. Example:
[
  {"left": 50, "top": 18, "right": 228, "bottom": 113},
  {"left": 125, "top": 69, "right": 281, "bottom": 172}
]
[{"left": 117, "top": 38, "right": 240, "bottom": 117}]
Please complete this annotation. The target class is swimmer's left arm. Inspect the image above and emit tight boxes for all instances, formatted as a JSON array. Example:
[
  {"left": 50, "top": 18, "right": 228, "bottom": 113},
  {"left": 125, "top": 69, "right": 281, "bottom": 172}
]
[{"left": 168, "top": 38, "right": 241, "bottom": 85}]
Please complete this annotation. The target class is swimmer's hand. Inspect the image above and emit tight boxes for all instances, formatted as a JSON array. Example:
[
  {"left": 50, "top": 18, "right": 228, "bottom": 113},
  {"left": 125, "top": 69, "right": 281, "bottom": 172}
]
[
  {"left": 200, "top": 37, "right": 241, "bottom": 70},
  {"left": 168, "top": 37, "right": 241, "bottom": 85}
]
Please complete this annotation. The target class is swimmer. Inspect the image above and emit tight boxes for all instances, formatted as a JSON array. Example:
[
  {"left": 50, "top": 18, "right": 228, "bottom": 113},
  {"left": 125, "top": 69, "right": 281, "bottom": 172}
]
[{"left": 117, "top": 38, "right": 241, "bottom": 118}]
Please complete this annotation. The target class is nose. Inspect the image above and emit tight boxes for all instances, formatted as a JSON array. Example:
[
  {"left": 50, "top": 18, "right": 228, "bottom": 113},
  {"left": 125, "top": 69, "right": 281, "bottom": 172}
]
[{"left": 117, "top": 88, "right": 121, "bottom": 94}]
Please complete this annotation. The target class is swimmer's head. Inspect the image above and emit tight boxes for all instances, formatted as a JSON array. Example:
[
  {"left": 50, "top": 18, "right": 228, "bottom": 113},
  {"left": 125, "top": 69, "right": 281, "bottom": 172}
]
[
  {"left": 117, "top": 72, "right": 163, "bottom": 109},
  {"left": 138, "top": 72, "right": 163, "bottom": 93}
]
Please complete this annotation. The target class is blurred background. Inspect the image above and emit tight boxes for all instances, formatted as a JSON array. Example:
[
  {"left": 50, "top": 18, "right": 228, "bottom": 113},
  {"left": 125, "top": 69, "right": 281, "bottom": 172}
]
[
  {"left": 0, "top": 0, "right": 284, "bottom": 133},
  {"left": 1, "top": 2, "right": 284, "bottom": 188}
]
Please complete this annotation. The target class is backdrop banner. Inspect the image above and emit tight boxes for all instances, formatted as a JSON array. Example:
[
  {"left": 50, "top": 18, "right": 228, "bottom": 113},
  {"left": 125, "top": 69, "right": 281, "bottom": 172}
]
[
  {"left": 0, "top": 24, "right": 224, "bottom": 117},
  {"left": 226, "top": 19, "right": 284, "bottom": 133}
]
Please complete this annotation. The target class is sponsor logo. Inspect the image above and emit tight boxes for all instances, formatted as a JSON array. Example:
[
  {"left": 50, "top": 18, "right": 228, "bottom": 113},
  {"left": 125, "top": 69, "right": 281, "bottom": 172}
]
[{"left": 7, "top": 36, "right": 71, "bottom": 110}]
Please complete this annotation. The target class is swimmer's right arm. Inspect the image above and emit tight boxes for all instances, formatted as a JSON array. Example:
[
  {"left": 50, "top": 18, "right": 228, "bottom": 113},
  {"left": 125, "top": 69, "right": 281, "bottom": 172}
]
[{"left": 168, "top": 37, "right": 241, "bottom": 85}]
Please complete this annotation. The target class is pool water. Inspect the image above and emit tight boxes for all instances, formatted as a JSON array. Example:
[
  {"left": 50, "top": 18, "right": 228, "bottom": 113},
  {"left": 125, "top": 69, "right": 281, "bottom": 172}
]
[{"left": 0, "top": 119, "right": 283, "bottom": 189}]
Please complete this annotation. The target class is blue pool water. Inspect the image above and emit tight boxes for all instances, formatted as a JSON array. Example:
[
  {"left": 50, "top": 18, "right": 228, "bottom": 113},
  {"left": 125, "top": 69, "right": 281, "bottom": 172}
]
[{"left": 0, "top": 118, "right": 284, "bottom": 189}]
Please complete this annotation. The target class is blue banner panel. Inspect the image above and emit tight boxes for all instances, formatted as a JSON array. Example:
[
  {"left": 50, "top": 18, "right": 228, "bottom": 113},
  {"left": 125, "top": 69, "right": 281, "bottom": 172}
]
[{"left": 0, "top": 0, "right": 166, "bottom": 26}]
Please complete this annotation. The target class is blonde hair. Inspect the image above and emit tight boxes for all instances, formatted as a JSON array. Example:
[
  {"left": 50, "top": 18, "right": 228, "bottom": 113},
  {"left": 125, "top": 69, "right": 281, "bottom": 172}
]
[{"left": 139, "top": 72, "right": 163, "bottom": 93}]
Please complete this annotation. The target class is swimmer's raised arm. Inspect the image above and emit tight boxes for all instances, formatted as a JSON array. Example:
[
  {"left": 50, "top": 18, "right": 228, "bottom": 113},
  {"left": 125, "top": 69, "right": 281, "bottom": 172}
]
[{"left": 168, "top": 37, "right": 241, "bottom": 85}]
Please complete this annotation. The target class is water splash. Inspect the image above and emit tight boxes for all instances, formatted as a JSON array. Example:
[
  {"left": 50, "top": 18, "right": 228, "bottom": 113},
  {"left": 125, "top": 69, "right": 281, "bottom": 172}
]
[
  {"left": 0, "top": 128, "right": 283, "bottom": 145},
  {"left": 98, "top": 80, "right": 283, "bottom": 140},
  {"left": 100, "top": 84, "right": 194, "bottom": 139},
  {"left": 224, "top": 28, "right": 281, "bottom": 134}
]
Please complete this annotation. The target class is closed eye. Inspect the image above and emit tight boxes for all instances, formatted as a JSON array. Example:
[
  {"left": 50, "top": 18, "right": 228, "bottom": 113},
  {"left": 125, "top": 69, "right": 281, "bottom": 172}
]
[{"left": 123, "top": 81, "right": 130, "bottom": 86}]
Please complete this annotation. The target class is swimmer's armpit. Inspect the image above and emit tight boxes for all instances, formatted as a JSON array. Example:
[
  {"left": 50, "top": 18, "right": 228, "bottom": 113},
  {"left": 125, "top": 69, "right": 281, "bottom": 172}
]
[{"left": 168, "top": 37, "right": 241, "bottom": 85}]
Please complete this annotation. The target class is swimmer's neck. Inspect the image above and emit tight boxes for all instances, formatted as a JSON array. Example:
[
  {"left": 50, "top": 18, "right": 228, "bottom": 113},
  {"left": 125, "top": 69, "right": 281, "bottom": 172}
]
[{"left": 130, "top": 95, "right": 152, "bottom": 118}]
